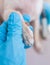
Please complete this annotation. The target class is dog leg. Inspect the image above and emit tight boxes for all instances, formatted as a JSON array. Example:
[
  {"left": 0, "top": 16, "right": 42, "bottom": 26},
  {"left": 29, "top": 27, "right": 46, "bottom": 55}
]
[{"left": 34, "top": 17, "right": 43, "bottom": 53}]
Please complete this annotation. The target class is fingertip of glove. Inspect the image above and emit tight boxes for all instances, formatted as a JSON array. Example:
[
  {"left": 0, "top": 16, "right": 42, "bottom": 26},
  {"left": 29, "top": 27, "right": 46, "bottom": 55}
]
[{"left": 8, "top": 12, "right": 22, "bottom": 26}]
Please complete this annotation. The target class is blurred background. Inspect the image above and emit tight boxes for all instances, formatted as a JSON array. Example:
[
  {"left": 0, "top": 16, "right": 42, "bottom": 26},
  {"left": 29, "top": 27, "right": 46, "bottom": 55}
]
[
  {"left": 45, "top": 0, "right": 50, "bottom": 2},
  {"left": 26, "top": 0, "right": 50, "bottom": 65}
]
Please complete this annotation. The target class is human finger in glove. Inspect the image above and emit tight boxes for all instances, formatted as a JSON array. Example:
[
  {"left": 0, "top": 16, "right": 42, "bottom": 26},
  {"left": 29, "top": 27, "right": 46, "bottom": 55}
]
[{"left": 0, "top": 12, "right": 26, "bottom": 65}]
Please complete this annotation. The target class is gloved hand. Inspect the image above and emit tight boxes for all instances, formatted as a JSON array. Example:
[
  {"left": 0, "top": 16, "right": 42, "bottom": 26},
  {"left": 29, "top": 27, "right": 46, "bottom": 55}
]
[{"left": 0, "top": 12, "right": 26, "bottom": 65}]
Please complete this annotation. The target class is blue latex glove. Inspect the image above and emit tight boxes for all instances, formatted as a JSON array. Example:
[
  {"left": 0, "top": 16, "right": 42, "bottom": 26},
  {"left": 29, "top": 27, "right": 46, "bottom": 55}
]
[
  {"left": 0, "top": 12, "right": 26, "bottom": 65},
  {"left": 44, "top": 2, "right": 50, "bottom": 25},
  {"left": 0, "top": 22, "right": 7, "bottom": 65},
  {"left": 23, "top": 14, "right": 34, "bottom": 30},
  {"left": 23, "top": 14, "right": 31, "bottom": 23}
]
